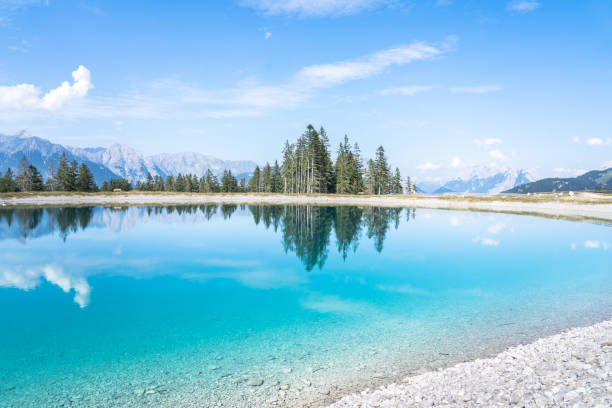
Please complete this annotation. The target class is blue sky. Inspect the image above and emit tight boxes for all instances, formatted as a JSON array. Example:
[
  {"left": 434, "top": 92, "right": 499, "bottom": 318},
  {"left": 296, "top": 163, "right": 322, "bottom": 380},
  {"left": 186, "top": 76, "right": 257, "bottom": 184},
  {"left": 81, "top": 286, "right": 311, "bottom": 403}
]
[{"left": 0, "top": 0, "right": 611, "bottom": 182}]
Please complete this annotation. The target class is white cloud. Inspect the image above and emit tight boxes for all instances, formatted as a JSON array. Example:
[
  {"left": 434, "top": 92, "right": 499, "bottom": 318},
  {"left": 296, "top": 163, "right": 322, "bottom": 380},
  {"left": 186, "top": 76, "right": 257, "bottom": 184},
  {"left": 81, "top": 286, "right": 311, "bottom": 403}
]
[
  {"left": 1, "top": 41, "right": 446, "bottom": 121},
  {"left": 240, "top": 0, "right": 388, "bottom": 16},
  {"left": 473, "top": 237, "right": 500, "bottom": 246},
  {"left": 450, "top": 156, "right": 461, "bottom": 168},
  {"left": 487, "top": 223, "right": 506, "bottom": 234},
  {"left": 488, "top": 150, "right": 507, "bottom": 160},
  {"left": 264, "top": 31, "right": 271, "bottom": 39},
  {"left": 570, "top": 242, "right": 577, "bottom": 250},
  {"left": 416, "top": 162, "right": 440, "bottom": 171},
  {"left": 474, "top": 137, "right": 502, "bottom": 146},
  {"left": 0, "top": 65, "right": 93, "bottom": 111},
  {"left": 301, "top": 294, "right": 371, "bottom": 314},
  {"left": 601, "top": 160, "right": 612, "bottom": 170},
  {"left": 572, "top": 137, "right": 580, "bottom": 143},
  {"left": 296, "top": 42, "right": 442, "bottom": 87},
  {"left": 379, "top": 85, "right": 436, "bottom": 96},
  {"left": 507, "top": 1, "right": 540, "bottom": 14},
  {"left": 584, "top": 240, "right": 609, "bottom": 250},
  {"left": 451, "top": 85, "right": 502, "bottom": 94},
  {"left": 0, "top": 265, "right": 91, "bottom": 308},
  {"left": 586, "top": 137, "right": 612, "bottom": 146}
]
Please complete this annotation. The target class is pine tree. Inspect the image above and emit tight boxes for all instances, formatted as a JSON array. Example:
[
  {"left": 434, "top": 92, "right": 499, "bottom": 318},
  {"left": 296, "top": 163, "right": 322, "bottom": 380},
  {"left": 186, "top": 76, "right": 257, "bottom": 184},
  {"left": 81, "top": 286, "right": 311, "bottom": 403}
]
[
  {"left": 405, "top": 176, "right": 414, "bottom": 194},
  {"left": 165, "top": 175, "right": 175, "bottom": 191},
  {"left": 76, "top": 163, "right": 96, "bottom": 192},
  {"left": 248, "top": 166, "right": 261, "bottom": 192},
  {"left": 373, "top": 146, "right": 391, "bottom": 195},
  {"left": 391, "top": 167, "right": 403, "bottom": 194},
  {"left": 272, "top": 161, "right": 282, "bottom": 193},
  {"left": 262, "top": 163, "right": 272, "bottom": 192},
  {"left": 29, "top": 165, "right": 44, "bottom": 191},
  {"left": 0, "top": 168, "right": 17, "bottom": 192},
  {"left": 221, "top": 170, "right": 238, "bottom": 192}
]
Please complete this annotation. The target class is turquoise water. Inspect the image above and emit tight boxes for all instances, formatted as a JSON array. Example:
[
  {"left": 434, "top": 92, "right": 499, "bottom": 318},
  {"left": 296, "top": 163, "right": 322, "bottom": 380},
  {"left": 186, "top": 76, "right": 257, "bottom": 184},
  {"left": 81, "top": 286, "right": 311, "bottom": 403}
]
[{"left": 0, "top": 205, "right": 611, "bottom": 407}]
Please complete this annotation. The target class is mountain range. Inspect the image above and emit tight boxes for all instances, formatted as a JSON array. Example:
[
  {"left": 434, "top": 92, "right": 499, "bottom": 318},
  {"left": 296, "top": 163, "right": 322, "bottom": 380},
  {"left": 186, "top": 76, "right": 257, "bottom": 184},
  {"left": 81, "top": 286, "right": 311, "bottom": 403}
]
[
  {"left": 503, "top": 168, "right": 612, "bottom": 193},
  {"left": 0, "top": 132, "right": 257, "bottom": 184},
  {"left": 418, "top": 167, "right": 535, "bottom": 194}
]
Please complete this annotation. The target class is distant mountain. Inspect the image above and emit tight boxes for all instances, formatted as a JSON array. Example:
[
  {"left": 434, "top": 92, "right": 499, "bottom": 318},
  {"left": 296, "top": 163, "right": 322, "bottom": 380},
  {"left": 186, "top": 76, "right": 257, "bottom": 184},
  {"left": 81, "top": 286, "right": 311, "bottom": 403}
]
[
  {"left": 433, "top": 167, "right": 534, "bottom": 195},
  {"left": 0, "top": 132, "right": 257, "bottom": 184},
  {"left": 432, "top": 186, "right": 454, "bottom": 194},
  {"left": 503, "top": 168, "right": 612, "bottom": 193},
  {"left": 0, "top": 132, "right": 117, "bottom": 185}
]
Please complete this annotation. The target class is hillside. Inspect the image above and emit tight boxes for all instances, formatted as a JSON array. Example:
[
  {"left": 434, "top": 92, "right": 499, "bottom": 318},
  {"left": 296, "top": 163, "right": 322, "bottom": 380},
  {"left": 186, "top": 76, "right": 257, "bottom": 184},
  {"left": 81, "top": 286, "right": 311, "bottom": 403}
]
[{"left": 504, "top": 168, "right": 612, "bottom": 193}]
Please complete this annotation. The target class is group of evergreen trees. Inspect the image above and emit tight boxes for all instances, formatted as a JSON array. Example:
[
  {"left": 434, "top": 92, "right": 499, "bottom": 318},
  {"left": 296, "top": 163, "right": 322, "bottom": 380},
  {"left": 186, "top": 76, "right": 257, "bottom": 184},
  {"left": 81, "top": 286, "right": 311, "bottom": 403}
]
[
  {"left": 0, "top": 154, "right": 98, "bottom": 193},
  {"left": 132, "top": 169, "right": 243, "bottom": 193},
  {"left": 279, "top": 124, "right": 415, "bottom": 195}
]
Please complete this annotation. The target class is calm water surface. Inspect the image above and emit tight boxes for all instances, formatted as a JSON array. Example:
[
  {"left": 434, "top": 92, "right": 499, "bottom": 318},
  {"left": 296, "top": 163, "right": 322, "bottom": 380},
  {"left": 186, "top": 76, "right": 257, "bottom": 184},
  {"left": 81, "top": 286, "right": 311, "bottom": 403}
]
[{"left": 0, "top": 205, "right": 610, "bottom": 407}]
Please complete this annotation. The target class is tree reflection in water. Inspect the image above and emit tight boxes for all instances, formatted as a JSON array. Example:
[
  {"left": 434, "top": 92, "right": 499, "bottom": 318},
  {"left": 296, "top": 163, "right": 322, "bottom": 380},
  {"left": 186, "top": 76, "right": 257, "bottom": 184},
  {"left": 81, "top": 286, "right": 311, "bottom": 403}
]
[{"left": 0, "top": 204, "right": 416, "bottom": 269}]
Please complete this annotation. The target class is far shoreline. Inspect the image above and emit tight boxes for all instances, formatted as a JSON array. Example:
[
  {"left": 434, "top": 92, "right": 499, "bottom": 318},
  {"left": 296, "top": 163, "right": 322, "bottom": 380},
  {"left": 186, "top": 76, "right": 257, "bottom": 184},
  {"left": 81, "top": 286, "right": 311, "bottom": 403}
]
[{"left": 2, "top": 191, "right": 612, "bottom": 223}]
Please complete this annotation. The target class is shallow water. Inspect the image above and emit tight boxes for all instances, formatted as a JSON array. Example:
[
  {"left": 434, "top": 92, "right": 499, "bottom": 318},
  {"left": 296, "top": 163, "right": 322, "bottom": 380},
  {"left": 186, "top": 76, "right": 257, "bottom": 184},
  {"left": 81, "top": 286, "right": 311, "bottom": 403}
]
[{"left": 0, "top": 205, "right": 610, "bottom": 407}]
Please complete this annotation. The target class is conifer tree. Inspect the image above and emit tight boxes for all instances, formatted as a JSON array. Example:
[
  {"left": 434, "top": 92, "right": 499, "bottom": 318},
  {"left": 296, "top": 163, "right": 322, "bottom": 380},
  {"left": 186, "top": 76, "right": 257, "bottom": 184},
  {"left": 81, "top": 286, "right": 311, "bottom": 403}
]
[
  {"left": 29, "top": 165, "right": 44, "bottom": 191},
  {"left": 262, "top": 162, "right": 273, "bottom": 192},
  {"left": 248, "top": 166, "right": 261, "bottom": 192},
  {"left": 0, "top": 168, "right": 17, "bottom": 192},
  {"left": 391, "top": 167, "right": 403, "bottom": 194},
  {"left": 76, "top": 163, "right": 96, "bottom": 192}
]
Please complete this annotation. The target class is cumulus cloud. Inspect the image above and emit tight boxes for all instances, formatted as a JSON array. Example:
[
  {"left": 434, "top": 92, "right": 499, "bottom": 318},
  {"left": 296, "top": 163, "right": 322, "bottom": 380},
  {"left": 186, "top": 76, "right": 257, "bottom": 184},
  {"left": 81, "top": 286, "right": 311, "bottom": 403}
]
[
  {"left": 379, "top": 85, "right": 437, "bottom": 96},
  {"left": 507, "top": 1, "right": 540, "bottom": 14},
  {"left": 450, "top": 156, "right": 462, "bottom": 168},
  {"left": 451, "top": 84, "right": 502, "bottom": 94},
  {"left": 240, "top": 0, "right": 388, "bottom": 16},
  {"left": 0, "top": 65, "right": 93, "bottom": 111},
  {"left": 572, "top": 137, "right": 580, "bottom": 143},
  {"left": 264, "top": 31, "right": 271, "bottom": 39},
  {"left": 0, "top": 265, "right": 91, "bottom": 308}
]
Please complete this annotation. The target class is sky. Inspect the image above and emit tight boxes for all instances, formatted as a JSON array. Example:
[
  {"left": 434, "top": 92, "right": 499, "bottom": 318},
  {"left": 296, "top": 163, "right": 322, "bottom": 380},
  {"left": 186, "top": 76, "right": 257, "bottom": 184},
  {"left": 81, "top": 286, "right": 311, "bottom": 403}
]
[{"left": 0, "top": 0, "right": 611, "bottom": 183}]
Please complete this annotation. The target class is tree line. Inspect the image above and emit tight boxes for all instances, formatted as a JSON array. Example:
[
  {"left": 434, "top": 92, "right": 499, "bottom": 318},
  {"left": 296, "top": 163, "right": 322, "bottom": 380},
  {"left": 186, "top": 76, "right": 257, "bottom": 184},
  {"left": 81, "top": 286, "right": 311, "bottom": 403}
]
[
  {"left": 1, "top": 125, "right": 416, "bottom": 195},
  {"left": 0, "top": 154, "right": 97, "bottom": 193}
]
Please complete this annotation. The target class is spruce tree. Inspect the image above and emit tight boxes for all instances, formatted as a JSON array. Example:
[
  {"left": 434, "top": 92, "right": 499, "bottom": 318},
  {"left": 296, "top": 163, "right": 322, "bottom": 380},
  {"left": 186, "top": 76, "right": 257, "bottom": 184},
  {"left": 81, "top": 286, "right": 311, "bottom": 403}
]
[
  {"left": 262, "top": 163, "right": 272, "bottom": 192},
  {"left": 76, "top": 163, "right": 95, "bottom": 192},
  {"left": 0, "top": 169, "right": 17, "bottom": 192},
  {"left": 391, "top": 167, "right": 403, "bottom": 194},
  {"left": 248, "top": 166, "right": 261, "bottom": 192},
  {"left": 29, "top": 165, "right": 44, "bottom": 191}
]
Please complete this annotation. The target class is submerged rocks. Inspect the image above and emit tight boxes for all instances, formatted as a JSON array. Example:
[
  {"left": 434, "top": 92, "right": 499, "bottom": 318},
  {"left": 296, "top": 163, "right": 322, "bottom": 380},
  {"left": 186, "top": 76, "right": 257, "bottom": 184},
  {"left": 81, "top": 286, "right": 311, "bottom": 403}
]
[{"left": 247, "top": 378, "right": 264, "bottom": 387}]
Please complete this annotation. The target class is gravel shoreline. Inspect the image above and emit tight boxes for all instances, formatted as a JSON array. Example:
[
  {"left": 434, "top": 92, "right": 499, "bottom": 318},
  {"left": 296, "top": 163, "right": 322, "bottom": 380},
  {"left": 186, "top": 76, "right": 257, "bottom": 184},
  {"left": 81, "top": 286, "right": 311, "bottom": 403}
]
[
  {"left": 326, "top": 319, "right": 612, "bottom": 407},
  {"left": 2, "top": 193, "right": 612, "bottom": 222}
]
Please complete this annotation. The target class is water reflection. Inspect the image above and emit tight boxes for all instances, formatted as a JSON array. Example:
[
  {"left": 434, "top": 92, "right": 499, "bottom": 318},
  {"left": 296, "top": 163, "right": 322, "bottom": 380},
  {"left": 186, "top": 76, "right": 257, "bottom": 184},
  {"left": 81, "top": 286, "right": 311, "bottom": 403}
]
[{"left": 0, "top": 205, "right": 416, "bottom": 271}]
